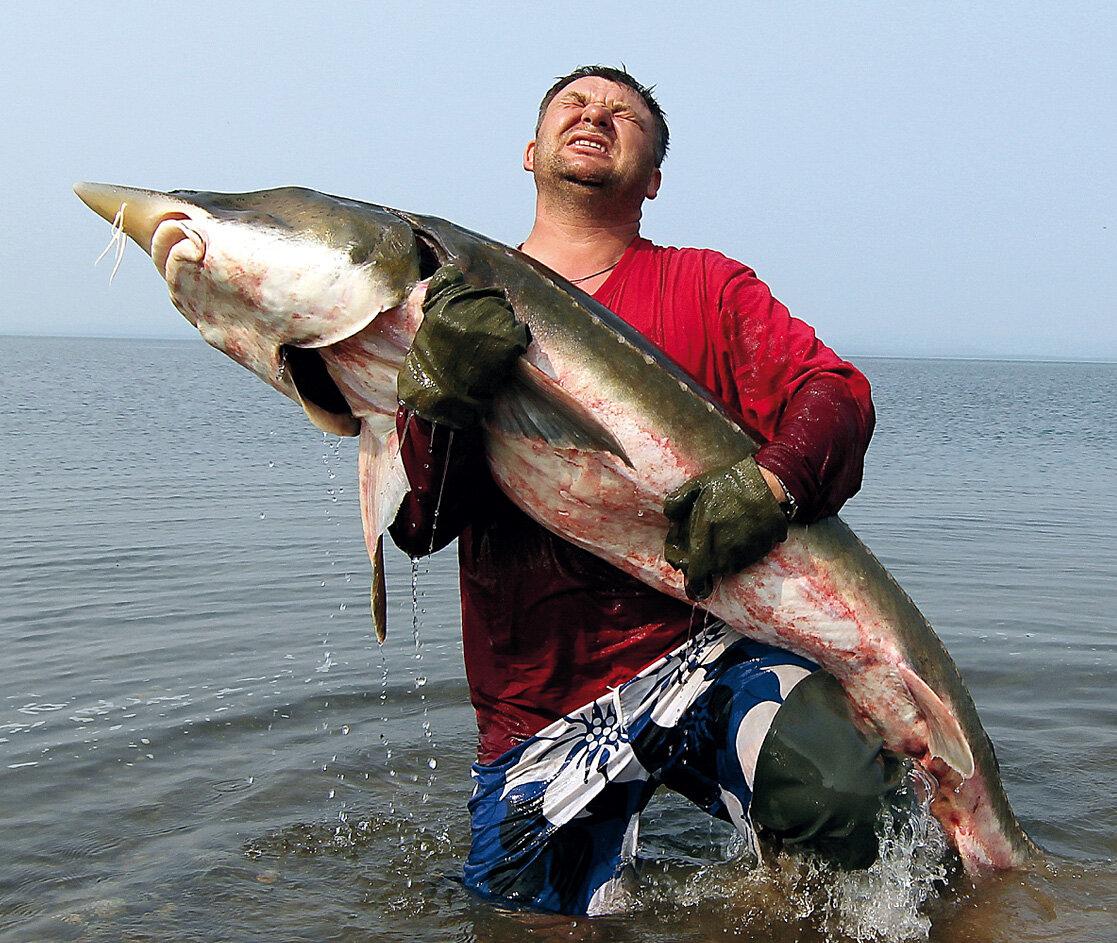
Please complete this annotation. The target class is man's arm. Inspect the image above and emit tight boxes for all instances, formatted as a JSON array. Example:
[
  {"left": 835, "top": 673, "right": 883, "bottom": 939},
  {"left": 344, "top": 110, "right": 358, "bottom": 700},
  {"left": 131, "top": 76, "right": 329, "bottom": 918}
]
[
  {"left": 753, "top": 371, "right": 874, "bottom": 523},
  {"left": 718, "top": 270, "right": 875, "bottom": 523},
  {"left": 663, "top": 265, "right": 874, "bottom": 598}
]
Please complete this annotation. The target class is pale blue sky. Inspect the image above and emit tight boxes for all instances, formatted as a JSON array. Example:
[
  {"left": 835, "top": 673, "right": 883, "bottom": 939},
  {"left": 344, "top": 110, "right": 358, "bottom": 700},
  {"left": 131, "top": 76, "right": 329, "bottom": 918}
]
[{"left": 3, "top": 1, "right": 1114, "bottom": 360}]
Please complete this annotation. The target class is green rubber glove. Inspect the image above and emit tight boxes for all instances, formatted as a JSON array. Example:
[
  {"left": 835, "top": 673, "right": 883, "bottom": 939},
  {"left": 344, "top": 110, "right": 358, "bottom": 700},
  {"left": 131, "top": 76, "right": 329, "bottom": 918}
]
[
  {"left": 663, "top": 457, "right": 789, "bottom": 600},
  {"left": 398, "top": 265, "right": 531, "bottom": 429}
]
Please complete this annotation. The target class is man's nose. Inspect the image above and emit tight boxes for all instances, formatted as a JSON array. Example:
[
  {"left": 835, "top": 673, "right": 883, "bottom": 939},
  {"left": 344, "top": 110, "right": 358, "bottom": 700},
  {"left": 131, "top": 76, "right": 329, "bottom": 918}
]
[{"left": 581, "top": 102, "right": 613, "bottom": 129}]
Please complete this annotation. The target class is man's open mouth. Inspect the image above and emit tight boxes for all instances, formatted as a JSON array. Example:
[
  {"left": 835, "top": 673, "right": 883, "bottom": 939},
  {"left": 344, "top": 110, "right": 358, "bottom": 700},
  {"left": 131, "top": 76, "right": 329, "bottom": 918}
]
[{"left": 567, "top": 136, "right": 609, "bottom": 154}]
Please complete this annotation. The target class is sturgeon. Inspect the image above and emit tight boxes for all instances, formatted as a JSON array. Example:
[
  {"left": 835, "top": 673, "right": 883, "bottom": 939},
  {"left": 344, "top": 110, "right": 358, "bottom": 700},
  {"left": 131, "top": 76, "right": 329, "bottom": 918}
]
[{"left": 74, "top": 182, "right": 1037, "bottom": 873}]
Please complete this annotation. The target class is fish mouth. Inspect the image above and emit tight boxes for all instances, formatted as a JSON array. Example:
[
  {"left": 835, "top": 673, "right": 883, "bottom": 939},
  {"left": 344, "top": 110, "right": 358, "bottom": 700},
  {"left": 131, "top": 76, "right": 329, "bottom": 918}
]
[{"left": 151, "top": 217, "right": 205, "bottom": 281}]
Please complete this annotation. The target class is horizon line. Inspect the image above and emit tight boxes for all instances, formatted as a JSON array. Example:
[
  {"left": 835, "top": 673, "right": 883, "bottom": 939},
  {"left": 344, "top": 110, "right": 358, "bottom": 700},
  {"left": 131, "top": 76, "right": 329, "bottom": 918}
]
[{"left": 3, "top": 331, "right": 1116, "bottom": 367}]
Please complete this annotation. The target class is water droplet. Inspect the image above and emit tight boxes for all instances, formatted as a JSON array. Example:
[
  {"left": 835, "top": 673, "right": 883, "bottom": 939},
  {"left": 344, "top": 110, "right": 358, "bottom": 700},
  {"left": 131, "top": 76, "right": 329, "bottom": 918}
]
[{"left": 428, "top": 758, "right": 437, "bottom": 770}]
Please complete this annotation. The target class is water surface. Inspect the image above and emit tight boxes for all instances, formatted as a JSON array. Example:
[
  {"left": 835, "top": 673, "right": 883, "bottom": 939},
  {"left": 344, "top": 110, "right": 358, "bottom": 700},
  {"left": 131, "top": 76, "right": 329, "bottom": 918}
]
[{"left": 1, "top": 338, "right": 1113, "bottom": 941}]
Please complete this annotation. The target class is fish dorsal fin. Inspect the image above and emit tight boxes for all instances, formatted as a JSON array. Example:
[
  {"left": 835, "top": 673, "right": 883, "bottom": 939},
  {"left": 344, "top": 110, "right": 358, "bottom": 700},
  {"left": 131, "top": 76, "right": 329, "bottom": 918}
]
[
  {"left": 487, "top": 360, "right": 633, "bottom": 467},
  {"left": 358, "top": 420, "right": 410, "bottom": 641},
  {"left": 898, "top": 663, "right": 976, "bottom": 779}
]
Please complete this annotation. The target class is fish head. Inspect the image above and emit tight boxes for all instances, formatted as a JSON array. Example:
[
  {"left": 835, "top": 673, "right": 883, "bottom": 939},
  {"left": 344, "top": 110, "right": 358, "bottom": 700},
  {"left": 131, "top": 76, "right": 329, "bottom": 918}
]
[{"left": 75, "top": 183, "right": 421, "bottom": 435}]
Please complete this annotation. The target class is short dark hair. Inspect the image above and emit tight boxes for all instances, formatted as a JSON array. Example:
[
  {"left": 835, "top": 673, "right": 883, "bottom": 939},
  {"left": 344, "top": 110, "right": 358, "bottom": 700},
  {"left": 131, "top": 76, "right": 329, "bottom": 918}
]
[{"left": 536, "top": 65, "right": 669, "bottom": 167}]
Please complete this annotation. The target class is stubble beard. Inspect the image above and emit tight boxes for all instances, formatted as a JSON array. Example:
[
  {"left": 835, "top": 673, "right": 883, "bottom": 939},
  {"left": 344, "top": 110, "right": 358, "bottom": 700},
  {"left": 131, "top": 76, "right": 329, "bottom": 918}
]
[{"left": 537, "top": 145, "right": 652, "bottom": 214}]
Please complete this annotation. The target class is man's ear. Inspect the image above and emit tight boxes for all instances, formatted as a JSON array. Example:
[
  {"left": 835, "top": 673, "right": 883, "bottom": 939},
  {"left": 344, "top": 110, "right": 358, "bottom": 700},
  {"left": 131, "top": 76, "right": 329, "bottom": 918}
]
[
  {"left": 523, "top": 141, "right": 536, "bottom": 173},
  {"left": 646, "top": 167, "right": 662, "bottom": 200}
]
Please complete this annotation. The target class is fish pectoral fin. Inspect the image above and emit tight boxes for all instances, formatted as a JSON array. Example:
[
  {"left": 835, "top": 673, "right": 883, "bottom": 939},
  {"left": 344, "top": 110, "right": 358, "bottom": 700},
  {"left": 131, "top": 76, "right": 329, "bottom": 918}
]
[
  {"left": 487, "top": 360, "right": 633, "bottom": 467},
  {"left": 358, "top": 420, "right": 411, "bottom": 641},
  {"left": 899, "top": 663, "right": 976, "bottom": 779}
]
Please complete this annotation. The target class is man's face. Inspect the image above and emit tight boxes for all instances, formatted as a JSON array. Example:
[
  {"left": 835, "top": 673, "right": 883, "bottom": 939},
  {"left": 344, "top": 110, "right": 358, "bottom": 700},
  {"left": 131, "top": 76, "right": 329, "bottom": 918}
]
[{"left": 525, "top": 77, "right": 662, "bottom": 203}]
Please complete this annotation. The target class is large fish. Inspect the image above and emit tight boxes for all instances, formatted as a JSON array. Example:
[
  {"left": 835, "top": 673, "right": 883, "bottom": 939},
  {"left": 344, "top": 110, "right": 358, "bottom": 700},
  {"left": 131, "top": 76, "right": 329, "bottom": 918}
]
[{"left": 74, "top": 182, "right": 1037, "bottom": 873}]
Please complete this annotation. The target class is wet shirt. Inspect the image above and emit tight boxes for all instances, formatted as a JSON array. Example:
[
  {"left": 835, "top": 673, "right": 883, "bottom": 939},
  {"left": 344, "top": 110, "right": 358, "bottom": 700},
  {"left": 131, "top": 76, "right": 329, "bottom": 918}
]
[{"left": 390, "top": 238, "right": 874, "bottom": 763}]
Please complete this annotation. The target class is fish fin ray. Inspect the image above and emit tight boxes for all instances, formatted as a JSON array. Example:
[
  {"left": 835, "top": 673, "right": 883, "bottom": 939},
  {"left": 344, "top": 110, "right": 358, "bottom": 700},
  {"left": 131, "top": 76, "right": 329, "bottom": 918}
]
[
  {"left": 358, "top": 419, "right": 410, "bottom": 640},
  {"left": 899, "top": 663, "right": 976, "bottom": 779},
  {"left": 488, "top": 360, "right": 633, "bottom": 467}
]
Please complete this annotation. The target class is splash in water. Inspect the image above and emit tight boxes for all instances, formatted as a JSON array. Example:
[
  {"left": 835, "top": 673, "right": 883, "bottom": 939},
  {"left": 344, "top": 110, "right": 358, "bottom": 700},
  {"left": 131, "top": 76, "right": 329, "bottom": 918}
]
[
  {"left": 790, "top": 778, "right": 949, "bottom": 941},
  {"left": 639, "top": 768, "right": 952, "bottom": 942}
]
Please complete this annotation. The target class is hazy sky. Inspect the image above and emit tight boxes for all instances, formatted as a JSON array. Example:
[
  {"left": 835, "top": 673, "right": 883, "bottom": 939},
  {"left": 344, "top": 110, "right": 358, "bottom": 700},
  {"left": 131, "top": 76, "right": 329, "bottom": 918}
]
[{"left": 3, "top": 1, "right": 1114, "bottom": 360}]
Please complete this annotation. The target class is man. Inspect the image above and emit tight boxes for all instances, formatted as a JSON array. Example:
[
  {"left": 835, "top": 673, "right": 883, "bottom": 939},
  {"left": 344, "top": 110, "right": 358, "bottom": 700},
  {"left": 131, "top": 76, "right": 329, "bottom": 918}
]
[{"left": 391, "top": 66, "right": 904, "bottom": 915}]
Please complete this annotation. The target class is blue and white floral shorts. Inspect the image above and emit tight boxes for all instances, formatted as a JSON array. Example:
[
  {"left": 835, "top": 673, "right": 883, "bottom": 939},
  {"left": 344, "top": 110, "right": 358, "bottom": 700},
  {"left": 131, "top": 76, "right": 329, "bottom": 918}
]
[{"left": 463, "top": 624, "right": 818, "bottom": 915}]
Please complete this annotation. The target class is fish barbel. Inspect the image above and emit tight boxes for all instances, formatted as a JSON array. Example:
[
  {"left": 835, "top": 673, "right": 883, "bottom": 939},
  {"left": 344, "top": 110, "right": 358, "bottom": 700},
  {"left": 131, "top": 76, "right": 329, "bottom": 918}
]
[{"left": 74, "top": 182, "right": 1038, "bottom": 872}]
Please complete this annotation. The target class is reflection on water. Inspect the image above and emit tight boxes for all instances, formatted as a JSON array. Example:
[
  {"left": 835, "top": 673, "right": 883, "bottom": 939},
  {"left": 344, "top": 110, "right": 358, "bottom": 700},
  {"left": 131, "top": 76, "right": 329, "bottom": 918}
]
[{"left": 1, "top": 339, "right": 1114, "bottom": 941}]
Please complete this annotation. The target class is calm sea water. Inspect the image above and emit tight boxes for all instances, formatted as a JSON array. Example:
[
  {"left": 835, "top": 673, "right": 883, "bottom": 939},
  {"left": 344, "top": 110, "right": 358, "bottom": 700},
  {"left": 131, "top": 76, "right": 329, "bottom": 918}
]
[{"left": 1, "top": 336, "right": 1114, "bottom": 942}]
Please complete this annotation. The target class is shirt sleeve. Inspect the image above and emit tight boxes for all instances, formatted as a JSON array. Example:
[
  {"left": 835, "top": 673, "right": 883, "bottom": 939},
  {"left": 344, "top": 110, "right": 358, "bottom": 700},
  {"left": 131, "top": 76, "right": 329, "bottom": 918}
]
[
  {"left": 387, "top": 406, "right": 499, "bottom": 556},
  {"left": 717, "top": 270, "right": 875, "bottom": 522}
]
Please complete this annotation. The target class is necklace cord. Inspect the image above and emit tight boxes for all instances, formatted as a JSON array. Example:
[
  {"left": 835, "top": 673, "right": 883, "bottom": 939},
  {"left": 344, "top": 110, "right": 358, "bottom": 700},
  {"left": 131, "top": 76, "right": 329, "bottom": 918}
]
[{"left": 569, "top": 261, "right": 619, "bottom": 284}]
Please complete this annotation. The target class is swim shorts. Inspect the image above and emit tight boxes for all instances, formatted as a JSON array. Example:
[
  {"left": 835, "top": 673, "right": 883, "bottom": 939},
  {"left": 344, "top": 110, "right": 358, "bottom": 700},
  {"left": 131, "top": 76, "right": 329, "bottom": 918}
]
[{"left": 462, "top": 624, "right": 818, "bottom": 914}]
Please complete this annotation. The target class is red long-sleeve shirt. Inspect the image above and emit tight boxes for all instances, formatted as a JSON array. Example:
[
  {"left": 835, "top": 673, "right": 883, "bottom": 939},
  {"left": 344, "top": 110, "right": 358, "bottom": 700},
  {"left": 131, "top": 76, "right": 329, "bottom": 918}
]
[{"left": 390, "top": 238, "right": 874, "bottom": 763}]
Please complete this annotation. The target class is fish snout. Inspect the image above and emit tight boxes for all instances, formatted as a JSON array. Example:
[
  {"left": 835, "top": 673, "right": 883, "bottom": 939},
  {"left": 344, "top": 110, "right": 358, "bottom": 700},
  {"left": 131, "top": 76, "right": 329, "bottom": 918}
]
[{"left": 74, "top": 182, "right": 206, "bottom": 258}]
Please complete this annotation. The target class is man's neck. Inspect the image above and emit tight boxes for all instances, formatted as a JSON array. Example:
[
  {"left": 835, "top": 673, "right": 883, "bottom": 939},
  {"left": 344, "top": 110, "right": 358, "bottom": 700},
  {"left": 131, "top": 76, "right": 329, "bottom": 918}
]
[{"left": 521, "top": 194, "right": 642, "bottom": 284}]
